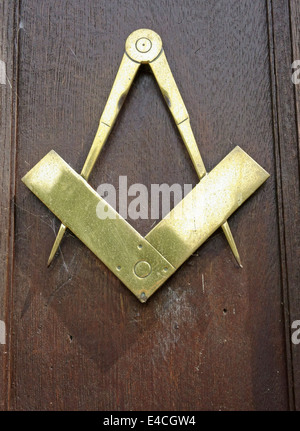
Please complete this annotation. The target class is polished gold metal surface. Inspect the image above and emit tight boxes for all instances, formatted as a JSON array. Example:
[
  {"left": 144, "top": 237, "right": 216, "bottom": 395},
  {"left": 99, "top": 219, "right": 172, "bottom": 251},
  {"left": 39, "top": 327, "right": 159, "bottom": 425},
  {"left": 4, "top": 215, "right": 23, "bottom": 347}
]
[
  {"left": 22, "top": 151, "right": 175, "bottom": 302},
  {"left": 145, "top": 147, "right": 269, "bottom": 268},
  {"left": 47, "top": 28, "right": 242, "bottom": 267},
  {"left": 22, "top": 147, "right": 269, "bottom": 302}
]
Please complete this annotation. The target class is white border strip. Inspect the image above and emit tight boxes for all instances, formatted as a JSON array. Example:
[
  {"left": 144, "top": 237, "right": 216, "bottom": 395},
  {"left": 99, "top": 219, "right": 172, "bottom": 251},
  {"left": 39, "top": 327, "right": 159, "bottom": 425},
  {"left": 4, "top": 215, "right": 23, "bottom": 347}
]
[
  {"left": 0, "top": 60, "right": 6, "bottom": 85},
  {"left": 0, "top": 320, "right": 6, "bottom": 345}
]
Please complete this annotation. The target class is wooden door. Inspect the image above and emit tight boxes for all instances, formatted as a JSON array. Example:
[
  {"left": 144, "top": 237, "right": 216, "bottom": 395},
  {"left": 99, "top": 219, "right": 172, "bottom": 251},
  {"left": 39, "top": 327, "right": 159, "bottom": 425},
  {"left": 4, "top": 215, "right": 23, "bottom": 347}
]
[{"left": 1, "top": 0, "right": 299, "bottom": 410}]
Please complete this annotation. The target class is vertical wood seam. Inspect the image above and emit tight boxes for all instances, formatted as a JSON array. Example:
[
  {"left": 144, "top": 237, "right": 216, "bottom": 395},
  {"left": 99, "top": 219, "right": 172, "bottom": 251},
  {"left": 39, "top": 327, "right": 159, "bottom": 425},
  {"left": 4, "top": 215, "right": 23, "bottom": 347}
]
[
  {"left": 266, "top": 0, "right": 294, "bottom": 410},
  {"left": 289, "top": 2, "right": 300, "bottom": 175},
  {"left": 4, "top": 0, "right": 20, "bottom": 411},
  {"left": 266, "top": 0, "right": 300, "bottom": 411},
  {"left": 288, "top": 0, "right": 300, "bottom": 409}
]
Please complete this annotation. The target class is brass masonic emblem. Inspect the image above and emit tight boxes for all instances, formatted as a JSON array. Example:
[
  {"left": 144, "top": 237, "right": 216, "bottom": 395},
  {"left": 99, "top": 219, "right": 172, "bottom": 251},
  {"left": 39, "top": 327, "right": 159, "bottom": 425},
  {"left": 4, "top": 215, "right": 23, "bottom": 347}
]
[{"left": 22, "top": 29, "right": 269, "bottom": 302}]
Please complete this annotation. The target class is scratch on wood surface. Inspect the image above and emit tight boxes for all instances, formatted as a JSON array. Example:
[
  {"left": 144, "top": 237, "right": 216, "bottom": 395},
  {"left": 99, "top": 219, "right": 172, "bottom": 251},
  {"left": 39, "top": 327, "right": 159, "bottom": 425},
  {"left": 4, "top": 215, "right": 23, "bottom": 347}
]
[
  {"left": 149, "top": 220, "right": 157, "bottom": 228},
  {"left": 59, "top": 246, "right": 69, "bottom": 273},
  {"left": 68, "top": 46, "right": 79, "bottom": 62},
  {"left": 14, "top": 203, "right": 71, "bottom": 270},
  {"left": 46, "top": 277, "right": 73, "bottom": 305},
  {"left": 20, "top": 290, "right": 32, "bottom": 319}
]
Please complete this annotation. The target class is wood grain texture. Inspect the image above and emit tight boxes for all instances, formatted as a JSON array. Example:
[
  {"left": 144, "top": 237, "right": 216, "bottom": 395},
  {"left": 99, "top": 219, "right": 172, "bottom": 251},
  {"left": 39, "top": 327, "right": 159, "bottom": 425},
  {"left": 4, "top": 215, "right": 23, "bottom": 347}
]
[
  {"left": 291, "top": 0, "right": 300, "bottom": 148},
  {"left": 0, "top": 0, "right": 19, "bottom": 411},
  {"left": 280, "top": 0, "right": 300, "bottom": 410},
  {"left": 2, "top": 0, "right": 298, "bottom": 410}
]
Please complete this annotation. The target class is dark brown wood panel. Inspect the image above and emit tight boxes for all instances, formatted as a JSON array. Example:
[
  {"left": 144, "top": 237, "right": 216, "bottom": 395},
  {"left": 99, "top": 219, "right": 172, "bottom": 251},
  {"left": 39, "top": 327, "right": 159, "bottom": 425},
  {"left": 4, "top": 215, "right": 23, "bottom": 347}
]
[
  {"left": 283, "top": 0, "right": 300, "bottom": 410},
  {"left": 1, "top": 0, "right": 299, "bottom": 410},
  {"left": 0, "top": 0, "right": 19, "bottom": 411}
]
